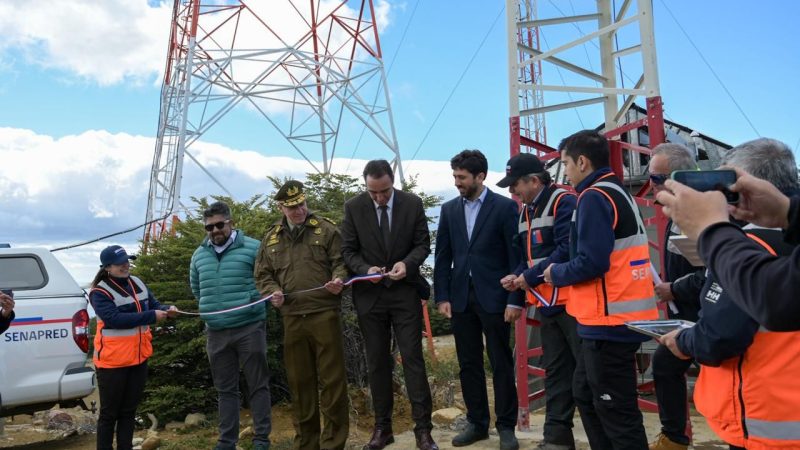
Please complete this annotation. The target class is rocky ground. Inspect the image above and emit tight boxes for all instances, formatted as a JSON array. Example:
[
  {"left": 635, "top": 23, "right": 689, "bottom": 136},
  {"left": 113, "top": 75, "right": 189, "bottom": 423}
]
[{"left": 0, "top": 334, "right": 728, "bottom": 449}]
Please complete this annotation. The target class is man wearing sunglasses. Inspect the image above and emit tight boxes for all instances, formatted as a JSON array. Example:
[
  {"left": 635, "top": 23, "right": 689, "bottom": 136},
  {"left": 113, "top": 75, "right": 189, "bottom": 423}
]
[
  {"left": 190, "top": 201, "right": 272, "bottom": 450},
  {"left": 647, "top": 143, "right": 703, "bottom": 450}
]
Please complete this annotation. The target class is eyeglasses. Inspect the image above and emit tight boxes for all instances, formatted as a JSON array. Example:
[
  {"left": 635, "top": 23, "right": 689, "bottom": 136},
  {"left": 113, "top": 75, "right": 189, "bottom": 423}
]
[
  {"left": 204, "top": 220, "right": 230, "bottom": 232},
  {"left": 649, "top": 174, "right": 669, "bottom": 186}
]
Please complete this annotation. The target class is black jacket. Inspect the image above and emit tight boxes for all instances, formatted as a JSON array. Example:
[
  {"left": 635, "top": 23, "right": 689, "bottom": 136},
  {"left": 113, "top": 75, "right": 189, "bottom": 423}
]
[
  {"left": 678, "top": 226, "right": 795, "bottom": 364},
  {"left": 0, "top": 310, "right": 14, "bottom": 334},
  {"left": 697, "top": 195, "right": 800, "bottom": 331}
]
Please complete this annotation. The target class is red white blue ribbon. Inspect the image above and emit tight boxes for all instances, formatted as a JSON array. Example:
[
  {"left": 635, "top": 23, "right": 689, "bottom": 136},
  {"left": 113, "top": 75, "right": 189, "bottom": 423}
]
[
  {"left": 177, "top": 273, "right": 387, "bottom": 316},
  {"left": 528, "top": 286, "right": 558, "bottom": 308}
]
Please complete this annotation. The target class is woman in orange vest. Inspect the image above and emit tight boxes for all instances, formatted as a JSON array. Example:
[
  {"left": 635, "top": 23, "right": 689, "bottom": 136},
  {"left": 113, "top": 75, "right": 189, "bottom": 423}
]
[
  {"left": 89, "top": 245, "right": 176, "bottom": 450},
  {"left": 660, "top": 226, "right": 799, "bottom": 449}
]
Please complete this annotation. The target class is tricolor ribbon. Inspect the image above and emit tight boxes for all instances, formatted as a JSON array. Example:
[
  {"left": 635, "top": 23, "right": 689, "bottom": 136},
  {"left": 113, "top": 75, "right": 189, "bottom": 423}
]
[
  {"left": 177, "top": 273, "right": 387, "bottom": 316},
  {"left": 528, "top": 285, "right": 558, "bottom": 308}
]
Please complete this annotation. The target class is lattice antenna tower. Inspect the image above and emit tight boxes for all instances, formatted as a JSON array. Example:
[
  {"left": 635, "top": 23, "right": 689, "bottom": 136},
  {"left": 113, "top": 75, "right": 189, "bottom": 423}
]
[
  {"left": 145, "top": 0, "right": 402, "bottom": 241},
  {"left": 516, "top": 0, "right": 547, "bottom": 147},
  {"left": 506, "top": 0, "right": 662, "bottom": 170}
]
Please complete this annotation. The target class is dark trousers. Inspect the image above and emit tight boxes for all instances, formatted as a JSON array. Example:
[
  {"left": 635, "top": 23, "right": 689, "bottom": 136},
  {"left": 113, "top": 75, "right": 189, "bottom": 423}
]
[
  {"left": 96, "top": 361, "right": 148, "bottom": 450},
  {"left": 652, "top": 344, "right": 694, "bottom": 445},
  {"left": 450, "top": 288, "right": 517, "bottom": 431},
  {"left": 206, "top": 321, "right": 272, "bottom": 449},
  {"left": 357, "top": 292, "right": 432, "bottom": 432},
  {"left": 283, "top": 310, "right": 349, "bottom": 450},
  {"left": 573, "top": 339, "right": 648, "bottom": 450},
  {"left": 540, "top": 311, "right": 581, "bottom": 446}
]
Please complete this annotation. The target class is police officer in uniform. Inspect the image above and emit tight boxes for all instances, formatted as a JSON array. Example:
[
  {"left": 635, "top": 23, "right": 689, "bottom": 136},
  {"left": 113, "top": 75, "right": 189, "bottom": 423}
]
[{"left": 254, "top": 180, "right": 350, "bottom": 450}]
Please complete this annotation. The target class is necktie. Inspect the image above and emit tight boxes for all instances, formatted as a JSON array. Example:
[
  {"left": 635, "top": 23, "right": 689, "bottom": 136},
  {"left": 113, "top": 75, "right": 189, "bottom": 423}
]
[{"left": 379, "top": 205, "right": 391, "bottom": 249}]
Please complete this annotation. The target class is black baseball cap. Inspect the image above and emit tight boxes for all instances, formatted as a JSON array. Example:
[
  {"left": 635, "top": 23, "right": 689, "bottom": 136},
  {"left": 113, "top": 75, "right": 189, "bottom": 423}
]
[{"left": 496, "top": 153, "right": 545, "bottom": 188}]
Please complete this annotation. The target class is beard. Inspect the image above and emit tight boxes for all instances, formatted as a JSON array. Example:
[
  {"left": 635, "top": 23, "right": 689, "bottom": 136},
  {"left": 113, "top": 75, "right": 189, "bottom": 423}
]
[{"left": 460, "top": 183, "right": 479, "bottom": 199}]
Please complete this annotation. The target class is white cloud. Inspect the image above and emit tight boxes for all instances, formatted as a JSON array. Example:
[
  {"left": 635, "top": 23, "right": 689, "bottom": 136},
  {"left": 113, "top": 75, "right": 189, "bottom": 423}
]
[
  {"left": 0, "top": 0, "right": 172, "bottom": 85},
  {"left": 1, "top": 126, "right": 510, "bottom": 285},
  {"left": 0, "top": 1, "right": 394, "bottom": 87}
]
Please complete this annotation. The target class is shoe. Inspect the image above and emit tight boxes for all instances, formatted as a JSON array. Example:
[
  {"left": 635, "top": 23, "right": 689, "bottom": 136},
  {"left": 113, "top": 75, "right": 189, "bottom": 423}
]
[
  {"left": 451, "top": 423, "right": 489, "bottom": 447},
  {"left": 415, "top": 429, "right": 439, "bottom": 450},
  {"left": 498, "top": 429, "right": 519, "bottom": 450},
  {"left": 649, "top": 433, "right": 688, "bottom": 450},
  {"left": 535, "top": 441, "right": 574, "bottom": 450},
  {"left": 253, "top": 442, "right": 271, "bottom": 450},
  {"left": 363, "top": 426, "right": 395, "bottom": 450}
]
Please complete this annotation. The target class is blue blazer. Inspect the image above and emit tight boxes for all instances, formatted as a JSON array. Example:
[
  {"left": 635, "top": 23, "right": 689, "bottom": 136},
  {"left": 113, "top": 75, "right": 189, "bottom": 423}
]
[{"left": 434, "top": 188, "right": 523, "bottom": 314}]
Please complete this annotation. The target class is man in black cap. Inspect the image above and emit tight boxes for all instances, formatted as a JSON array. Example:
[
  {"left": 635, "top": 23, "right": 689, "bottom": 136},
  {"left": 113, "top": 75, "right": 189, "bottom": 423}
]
[
  {"left": 255, "top": 180, "right": 350, "bottom": 450},
  {"left": 497, "top": 153, "right": 582, "bottom": 450}
]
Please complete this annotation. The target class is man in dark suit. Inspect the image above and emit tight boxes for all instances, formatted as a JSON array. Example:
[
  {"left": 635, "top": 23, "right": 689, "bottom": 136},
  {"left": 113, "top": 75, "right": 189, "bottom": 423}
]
[
  {"left": 434, "top": 150, "right": 522, "bottom": 450},
  {"left": 340, "top": 160, "right": 438, "bottom": 450}
]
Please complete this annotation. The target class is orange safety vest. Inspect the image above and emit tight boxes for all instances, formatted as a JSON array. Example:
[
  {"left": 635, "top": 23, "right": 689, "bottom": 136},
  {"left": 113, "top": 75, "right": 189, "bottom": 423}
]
[
  {"left": 694, "top": 231, "right": 800, "bottom": 449},
  {"left": 91, "top": 275, "right": 153, "bottom": 369},
  {"left": 566, "top": 174, "right": 658, "bottom": 325},
  {"left": 521, "top": 186, "right": 574, "bottom": 307}
]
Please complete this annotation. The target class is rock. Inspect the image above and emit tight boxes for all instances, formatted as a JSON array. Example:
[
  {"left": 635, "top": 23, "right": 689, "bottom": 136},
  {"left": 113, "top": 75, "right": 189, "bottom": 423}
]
[
  {"left": 184, "top": 413, "right": 207, "bottom": 427},
  {"left": 142, "top": 436, "right": 162, "bottom": 450},
  {"left": 432, "top": 407, "right": 464, "bottom": 426},
  {"left": 133, "top": 437, "right": 145, "bottom": 445},
  {"left": 239, "top": 426, "right": 253, "bottom": 440},
  {"left": 164, "top": 421, "right": 185, "bottom": 431},
  {"left": 45, "top": 410, "right": 74, "bottom": 430},
  {"left": 57, "top": 429, "right": 78, "bottom": 439}
]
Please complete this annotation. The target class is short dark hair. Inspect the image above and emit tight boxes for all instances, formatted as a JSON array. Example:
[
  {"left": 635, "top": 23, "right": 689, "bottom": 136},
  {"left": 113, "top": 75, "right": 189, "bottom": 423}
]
[
  {"left": 560, "top": 130, "right": 609, "bottom": 170},
  {"left": 363, "top": 159, "right": 394, "bottom": 182},
  {"left": 203, "top": 201, "right": 231, "bottom": 220},
  {"left": 450, "top": 149, "right": 488, "bottom": 177}
]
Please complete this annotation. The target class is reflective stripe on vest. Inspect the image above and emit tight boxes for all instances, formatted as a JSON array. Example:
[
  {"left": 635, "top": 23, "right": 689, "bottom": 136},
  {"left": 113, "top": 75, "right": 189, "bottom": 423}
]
[
  {"left": 523, "top": 187, "right": 571, "bottom": 307},
  {"left": 694, "top": 230, "right": 800, "bottom": 449},
  {"left": 746, "top": 419, "right": 800, "bottom": 441},
  {"left": 566, "top": 176, "right": 657, "bottom": 325},
  {"left": 101, "top": 325, "right": 150, "bottom": 337},
  {"left": 93, "top": 276, "right": 153, "bottom": 368},
  {"left": 97, "top": 276, "right": 150, "bottom": 308},
  {"left": 607, "top": 297, "right": 657, "bottom": 314}
]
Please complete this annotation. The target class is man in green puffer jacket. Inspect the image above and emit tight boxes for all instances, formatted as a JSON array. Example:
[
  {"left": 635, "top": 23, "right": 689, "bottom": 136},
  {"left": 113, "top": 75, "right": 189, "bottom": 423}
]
[{"left": 190, "top": 201, "right": 272, "bottom": 450}]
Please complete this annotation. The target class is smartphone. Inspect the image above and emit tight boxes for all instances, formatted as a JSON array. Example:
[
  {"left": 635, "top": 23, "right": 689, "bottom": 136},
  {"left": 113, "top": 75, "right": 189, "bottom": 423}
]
[
  {"left": 671, "top": 169, "right": 739, "bottom": 204},
  {"left": 0, "top": 289, "right": 12, "bottom": 298}
]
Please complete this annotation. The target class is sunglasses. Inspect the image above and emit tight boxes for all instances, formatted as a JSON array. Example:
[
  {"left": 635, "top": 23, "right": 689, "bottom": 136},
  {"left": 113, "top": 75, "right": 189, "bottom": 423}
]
[
  {"left": 649, "top": 174, "right": 669, "bottom": 186},
  {"left": 204, "top": 220, "right": 230, "bottom": 232}
]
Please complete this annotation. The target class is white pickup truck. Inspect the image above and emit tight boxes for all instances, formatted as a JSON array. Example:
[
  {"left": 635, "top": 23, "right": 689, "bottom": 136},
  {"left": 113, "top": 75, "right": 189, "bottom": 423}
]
[{"left": 0, "top": 246, "right": 96, "bottom": 416}]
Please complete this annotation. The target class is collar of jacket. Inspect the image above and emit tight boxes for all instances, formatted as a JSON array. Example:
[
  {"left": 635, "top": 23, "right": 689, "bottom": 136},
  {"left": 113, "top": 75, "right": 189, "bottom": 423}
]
[
  {"left": 202, "top": 229, "right": 245, "bottom": 252},
  {"left": 575, "top": 167, "right": 613, "bottom": 193}
]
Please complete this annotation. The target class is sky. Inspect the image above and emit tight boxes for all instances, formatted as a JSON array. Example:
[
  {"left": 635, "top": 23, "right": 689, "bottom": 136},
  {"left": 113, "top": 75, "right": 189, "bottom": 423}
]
[{"left": 1, "top": 0, "right": 798, "bottom": 284}]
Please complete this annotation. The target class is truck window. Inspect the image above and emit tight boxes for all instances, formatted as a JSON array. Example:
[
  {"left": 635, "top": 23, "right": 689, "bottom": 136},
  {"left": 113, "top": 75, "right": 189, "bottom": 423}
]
[{"left": 0, "top": 255, "right": 48, "bottom": 291}]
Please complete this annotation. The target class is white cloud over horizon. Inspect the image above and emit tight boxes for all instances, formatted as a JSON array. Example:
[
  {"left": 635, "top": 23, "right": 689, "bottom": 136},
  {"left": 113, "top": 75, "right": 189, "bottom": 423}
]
[{"left": 0, "top": 126, "right": 508, "bottom": 284}]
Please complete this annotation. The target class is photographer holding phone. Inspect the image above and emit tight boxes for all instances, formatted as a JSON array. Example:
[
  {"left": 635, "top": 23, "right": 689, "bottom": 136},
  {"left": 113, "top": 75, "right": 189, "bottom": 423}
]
[
  {"left": 0, "top": 289, "right": 15, "bottom": 334},
  {"left": 657, "top": 138, "right": 800, "bottom": 331},
  {"left": 657, "top": 138, "right": 800, "bottom": 450}
]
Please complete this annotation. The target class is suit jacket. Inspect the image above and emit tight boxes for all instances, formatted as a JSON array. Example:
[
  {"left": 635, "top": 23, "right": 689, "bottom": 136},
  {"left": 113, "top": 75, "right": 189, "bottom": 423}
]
[
  {"left": 340, "top": 189, "right": 431, "bottom": 314},
  {"left": 434, "top": 188, "right": 523, "bottom": 314}
]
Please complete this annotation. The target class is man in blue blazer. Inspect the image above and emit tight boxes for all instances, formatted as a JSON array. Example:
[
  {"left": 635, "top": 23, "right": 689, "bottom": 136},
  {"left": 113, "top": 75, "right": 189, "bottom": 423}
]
[{"left": 434, "top": 150, "right": 523, "bottom": 450}]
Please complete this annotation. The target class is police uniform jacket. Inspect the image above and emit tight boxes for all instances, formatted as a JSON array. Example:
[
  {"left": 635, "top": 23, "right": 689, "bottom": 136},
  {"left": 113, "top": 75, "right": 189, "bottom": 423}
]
[{"left": 254, "top": 212, "right": 348, "bottom": 316}]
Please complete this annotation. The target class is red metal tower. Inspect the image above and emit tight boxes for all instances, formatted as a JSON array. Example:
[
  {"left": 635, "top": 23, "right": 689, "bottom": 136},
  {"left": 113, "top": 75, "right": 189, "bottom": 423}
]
[
  {"left": 507, "top": 0, "right": 667, "bottom": 430},
  {"left": 145, "top": 0, "right": 401, "bottom": 241}
]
